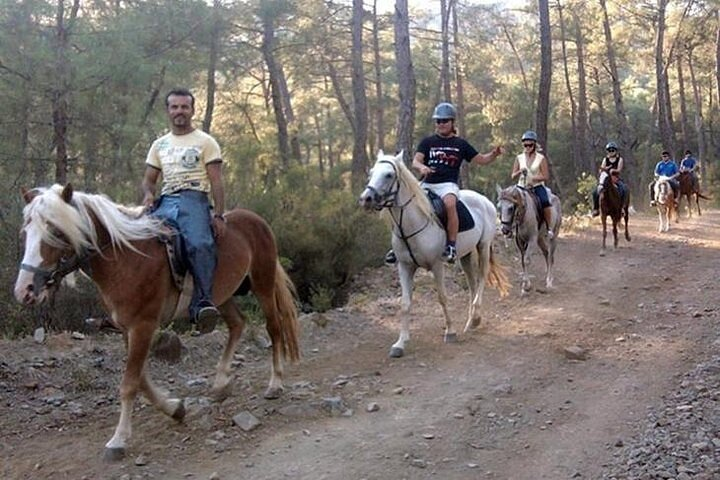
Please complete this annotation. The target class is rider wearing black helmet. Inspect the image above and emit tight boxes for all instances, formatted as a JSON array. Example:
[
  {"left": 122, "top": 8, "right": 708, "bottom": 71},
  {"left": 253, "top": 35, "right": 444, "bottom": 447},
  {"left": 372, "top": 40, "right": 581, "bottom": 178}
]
[
  {"left": 590, "top": 141, "right": 626, "bottom": 216},
  {"left": 385, "top": 102, "right": 503, "bottom": 265}
]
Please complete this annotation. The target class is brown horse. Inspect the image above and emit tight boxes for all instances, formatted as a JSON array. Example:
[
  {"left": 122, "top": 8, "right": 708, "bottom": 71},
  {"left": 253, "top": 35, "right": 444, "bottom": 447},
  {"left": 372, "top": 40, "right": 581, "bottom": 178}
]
[
  {"left": 598, "top": 171, "right": 630, "bottom": 252},
  {"left": 13, "top": 184, "right": 300, "bottom": 460},
  {"left": 678, "top": 171, "right": 711, "bottom": 218}
]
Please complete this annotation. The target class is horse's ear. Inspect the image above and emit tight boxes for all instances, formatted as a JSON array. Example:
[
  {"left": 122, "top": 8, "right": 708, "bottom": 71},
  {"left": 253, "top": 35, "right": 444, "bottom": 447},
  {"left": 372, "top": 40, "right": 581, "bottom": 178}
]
[
  {"left": 495, "top": 184, "right": 503, "bottom": 197},
  {"left": 378, "top": 149, "right": 385, "bottom": 157},
  {"left": 21, "top": 187, "right": 36, "bottom": 204},
  {"left": 395, "top": 150, "right": 404, "bottom": 162},
  {"left": 61, "top": 183, "right": 74, "bottom": 204}
]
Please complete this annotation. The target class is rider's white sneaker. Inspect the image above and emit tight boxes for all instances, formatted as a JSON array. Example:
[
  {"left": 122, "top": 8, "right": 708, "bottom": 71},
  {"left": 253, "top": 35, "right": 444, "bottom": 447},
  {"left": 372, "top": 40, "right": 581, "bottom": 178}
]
[{"left": 547, "top": 229, "right": 554, "bottom": 239}]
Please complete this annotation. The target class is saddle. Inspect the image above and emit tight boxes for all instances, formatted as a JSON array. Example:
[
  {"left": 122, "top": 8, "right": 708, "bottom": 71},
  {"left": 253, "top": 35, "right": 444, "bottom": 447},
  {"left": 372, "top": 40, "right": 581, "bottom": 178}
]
[
  {"left": 524, "top": 187, "right": 547, "bottom": 229},
  {"left": 158, "top": 233, "right": 251, "bottom": 296},
  {"left": 425, "top": 189, "right": 475, "bottom": 232}
]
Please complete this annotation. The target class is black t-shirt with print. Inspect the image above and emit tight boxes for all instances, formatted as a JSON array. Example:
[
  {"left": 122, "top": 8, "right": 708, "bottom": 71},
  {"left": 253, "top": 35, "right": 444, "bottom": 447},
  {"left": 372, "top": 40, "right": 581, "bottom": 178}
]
[{"left": 416, "top": 134, "right": 479, "bottom": 184}]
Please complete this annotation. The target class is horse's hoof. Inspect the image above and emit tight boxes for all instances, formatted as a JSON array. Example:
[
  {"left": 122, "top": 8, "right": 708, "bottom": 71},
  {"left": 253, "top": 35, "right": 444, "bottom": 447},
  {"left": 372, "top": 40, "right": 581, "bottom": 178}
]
[
  {"left": 211, "top": 385, "right": 232, "bottom": 403},
  {"left": 103, "top": 447, "right": 126, "bottom": 462},
  {"left": 263, "top": 386, "right": 284, "bottom": 400},
  {"left": 444, "top": 332, "right": 458, "bottom": 344},
  {"left": 599, "top": 250, "right": 606, "bottom": 257},
  {"left": 171, "top": 400, "right": 186, "bottom": 420},
  {"left": 389, "top": 347, "right": 404, "bottom": 358}
]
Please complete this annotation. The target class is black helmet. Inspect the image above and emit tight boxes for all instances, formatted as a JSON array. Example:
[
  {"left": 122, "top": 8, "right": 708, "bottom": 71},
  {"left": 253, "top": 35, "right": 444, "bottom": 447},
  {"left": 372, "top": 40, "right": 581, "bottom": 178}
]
[
  {"left": 521, "top": 130, "right": 537, "bottom": 142},
  {"left": 432, "top": 102, "right": 456, "bottom": 120},
  {"left": 605, "top": 141, "right": 618, "bottom": 151}
]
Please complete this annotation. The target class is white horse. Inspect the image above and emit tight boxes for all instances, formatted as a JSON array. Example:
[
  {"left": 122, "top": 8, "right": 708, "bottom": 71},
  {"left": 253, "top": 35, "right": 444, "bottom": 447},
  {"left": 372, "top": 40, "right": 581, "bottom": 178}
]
[
  {"left": 654, "top": 175, "right": 677, "bottom": 233},
  {"left": 496, "top": 184, "right": 562, "bottom": 295},
  {"left": 359, "top": 151, "right": 509, "bottom": 358}
]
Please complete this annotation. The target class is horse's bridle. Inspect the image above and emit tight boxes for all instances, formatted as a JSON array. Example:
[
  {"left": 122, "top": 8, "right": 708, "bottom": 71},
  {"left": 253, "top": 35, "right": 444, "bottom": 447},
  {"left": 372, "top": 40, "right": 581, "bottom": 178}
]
[
  {"left": 365, "top": 159, "right": 402, "bottom": 210},
  {"left": 500, "top": 187, "right": 526, "bottom": 236},
  {"left": 369, "top": 159, "right": 434, "bottom": 267},
  {"left": 20, "top": 250, "right": 92, "bottom": 295}
]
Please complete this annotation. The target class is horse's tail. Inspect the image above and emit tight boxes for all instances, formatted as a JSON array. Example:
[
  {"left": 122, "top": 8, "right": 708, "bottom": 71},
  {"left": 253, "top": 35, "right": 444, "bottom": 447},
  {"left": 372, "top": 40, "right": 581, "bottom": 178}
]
[
  {"left": 487, "top": 246, "right": 511, "bottom": 298},
  {"left": 273, "top": 260, "right": 301, "bottom": 362},
  {"left": 697, "top": 192, "right": 712, "bottom": 200}
]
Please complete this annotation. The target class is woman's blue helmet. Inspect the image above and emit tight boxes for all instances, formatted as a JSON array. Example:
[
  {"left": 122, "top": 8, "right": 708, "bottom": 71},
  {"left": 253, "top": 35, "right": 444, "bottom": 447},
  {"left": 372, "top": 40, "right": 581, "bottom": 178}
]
[
  {"left": 521, "top": 130, "right": 538, "bottom": 142},
  {"left": 605, "top": 141, "right": 618, "bottom": 151},
  {"left": 432, "top": 102, "right": 456, "bottom": 120}
]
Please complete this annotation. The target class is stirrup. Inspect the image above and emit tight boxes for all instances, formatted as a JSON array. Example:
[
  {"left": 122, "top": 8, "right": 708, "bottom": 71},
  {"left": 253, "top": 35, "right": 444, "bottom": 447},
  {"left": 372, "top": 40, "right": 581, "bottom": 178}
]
[
  {"left": 195, "top": 304, "right": 220, "bottom": 334},
  {"left": 442, "top": 245, "right": 457, "bottom": 264}
]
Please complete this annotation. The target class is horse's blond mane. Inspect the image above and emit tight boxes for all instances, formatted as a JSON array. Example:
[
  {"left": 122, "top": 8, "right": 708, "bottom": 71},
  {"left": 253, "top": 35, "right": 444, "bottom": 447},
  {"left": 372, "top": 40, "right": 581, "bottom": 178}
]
[
  {"left": 25, "top": 185, "right": 166, "bottom": 255},
  {"left": 382, "top": 153, "right": 435, "bottom": 219}
]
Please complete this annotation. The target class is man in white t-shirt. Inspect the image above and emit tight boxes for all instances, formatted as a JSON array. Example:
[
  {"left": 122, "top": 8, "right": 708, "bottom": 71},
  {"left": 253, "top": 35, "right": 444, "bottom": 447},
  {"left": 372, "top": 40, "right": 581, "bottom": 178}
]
[{"left": 141, "top": 88, "right": 226, "bottom": 333}]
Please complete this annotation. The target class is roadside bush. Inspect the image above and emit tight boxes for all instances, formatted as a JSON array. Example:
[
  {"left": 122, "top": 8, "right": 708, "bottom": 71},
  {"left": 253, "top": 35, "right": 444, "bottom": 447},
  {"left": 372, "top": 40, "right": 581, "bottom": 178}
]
[{"left": 246, "top": 167, "right": 389, "bottom": 310}]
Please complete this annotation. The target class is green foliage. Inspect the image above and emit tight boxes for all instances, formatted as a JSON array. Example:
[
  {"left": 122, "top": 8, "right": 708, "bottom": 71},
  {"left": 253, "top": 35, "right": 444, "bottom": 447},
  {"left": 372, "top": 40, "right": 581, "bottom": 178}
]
[
  {"left": 246, "top": 166, "right": 389, "bottom": 310},
  {"left": 573, "top": 172, "right": 596, "bottom": 216}
]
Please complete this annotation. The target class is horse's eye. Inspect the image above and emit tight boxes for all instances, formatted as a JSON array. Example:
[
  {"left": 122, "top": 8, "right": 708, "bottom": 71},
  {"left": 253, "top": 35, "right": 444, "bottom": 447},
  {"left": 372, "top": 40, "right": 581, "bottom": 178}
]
[{"left": 385, "top": 172, "right": 393, "bottom": 180}]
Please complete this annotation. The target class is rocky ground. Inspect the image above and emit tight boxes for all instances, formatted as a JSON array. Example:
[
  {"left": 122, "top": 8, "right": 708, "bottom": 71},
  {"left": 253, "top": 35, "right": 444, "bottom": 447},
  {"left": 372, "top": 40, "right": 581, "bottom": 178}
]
[{"left": 1, "top": 208, "right": 719, "bottom": 480}]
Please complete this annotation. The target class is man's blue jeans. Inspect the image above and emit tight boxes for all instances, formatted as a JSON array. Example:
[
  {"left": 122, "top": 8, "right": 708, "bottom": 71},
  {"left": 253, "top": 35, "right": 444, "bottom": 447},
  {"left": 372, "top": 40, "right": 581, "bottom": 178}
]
[{"left": 152, "top": 190, "right": 216, "bottom": 319}]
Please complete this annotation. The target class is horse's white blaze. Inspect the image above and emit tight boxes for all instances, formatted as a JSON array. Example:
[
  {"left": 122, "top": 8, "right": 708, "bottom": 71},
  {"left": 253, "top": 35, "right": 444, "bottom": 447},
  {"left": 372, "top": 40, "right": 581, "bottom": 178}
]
[{"left": 13, "top": 222, "right": 45, "bottom": 303}]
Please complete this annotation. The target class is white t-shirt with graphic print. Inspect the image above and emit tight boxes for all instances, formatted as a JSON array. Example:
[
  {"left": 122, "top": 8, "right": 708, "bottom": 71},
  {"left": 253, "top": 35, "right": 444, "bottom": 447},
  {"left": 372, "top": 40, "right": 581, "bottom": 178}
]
[{"left": 146, "top": 129, "right": 222, "bottom": 196}]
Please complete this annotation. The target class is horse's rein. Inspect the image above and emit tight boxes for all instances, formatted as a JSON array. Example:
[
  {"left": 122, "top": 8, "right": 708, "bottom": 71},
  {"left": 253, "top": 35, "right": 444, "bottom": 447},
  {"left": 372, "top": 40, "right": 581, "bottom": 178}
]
[{"left": 375, "top": 159, "right": 434, "bottom": 267}]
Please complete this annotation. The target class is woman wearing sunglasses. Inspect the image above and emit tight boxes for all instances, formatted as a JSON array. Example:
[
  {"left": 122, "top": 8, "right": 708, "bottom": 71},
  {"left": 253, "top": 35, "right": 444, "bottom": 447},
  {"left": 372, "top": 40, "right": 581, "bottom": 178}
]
[{"left": 510, "top": 130, "right": 556, "bottom": 238}]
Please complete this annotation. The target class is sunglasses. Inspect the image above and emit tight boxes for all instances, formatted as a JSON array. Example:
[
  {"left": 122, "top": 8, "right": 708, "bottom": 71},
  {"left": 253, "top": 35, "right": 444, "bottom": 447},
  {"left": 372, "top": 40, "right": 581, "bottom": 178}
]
[
  {"left": 522, "top": 143, "right": 535, "bottom": 148},
  {"left": 606, "top": 148, "right": 617, "bottom": 152},
  {"left": 435, "top": 118, "right": 451, "bottom": 124}
]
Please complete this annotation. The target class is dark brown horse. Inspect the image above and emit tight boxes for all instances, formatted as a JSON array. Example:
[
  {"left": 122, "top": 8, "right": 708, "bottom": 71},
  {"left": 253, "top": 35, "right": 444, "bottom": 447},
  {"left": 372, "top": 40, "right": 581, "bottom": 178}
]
[
  {"left": 13, "top": 184, "right": 300, "bottom": 460},
  {"left": 678, "top": 171, "right": 711, "bottom": 218},
  {"left": 598, "top": 171, "right": 630, "bottom": 252}
]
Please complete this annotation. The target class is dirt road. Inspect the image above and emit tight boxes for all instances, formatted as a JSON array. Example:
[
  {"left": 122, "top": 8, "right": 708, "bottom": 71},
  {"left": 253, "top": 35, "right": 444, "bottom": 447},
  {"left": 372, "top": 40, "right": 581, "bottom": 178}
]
[{"left": 2, "top": 209, "right": 718, "bottom": 480}]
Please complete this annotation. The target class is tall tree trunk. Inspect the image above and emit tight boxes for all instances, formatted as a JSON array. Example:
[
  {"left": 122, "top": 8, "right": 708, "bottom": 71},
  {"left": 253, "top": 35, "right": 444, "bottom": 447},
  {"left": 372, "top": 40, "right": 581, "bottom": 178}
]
[
  {"left": 453, "top": 1, "right": 469, "bottom": 187},
  {"left": 536, "top": 0, "right": 551, "bottom": 152},
  {"left": 599, "top": 0, "right": 637, "bottom": 194},
  {"left": 573, "top": 12, "right": 591, "bottom": 174},
  {"left": 654, "top": 0, "right": 675, "bottom": 154},
  {"left": 394, "top": 0, "right": 416, "bottom": 164},
  {"left": 51, "top": 0, "right": 79, "bottom": 185},
  {"left": 439, "top": 0, "right": 453, "bottom": 102},
  {"left": 537, "top": 0, "right": 558, "bottom": 193},
  {"left": 557, "top": 1, "right": 580, "bottom": 179},
  {"left": 687, "top": 50, "right": 707, "bottom": 189},
  {"left": 261, "top": 13, "right": 290, "bottom": 169},
  {"left": 676, "top": 51, "right": 689, "bottom": 149},
  {"left": 278, "top": 64, "right": 302, "bottom": 163},
  {"left": 372, "top": 0, "right": 385, "bottom": 153},
  {"left": 202, "top": 0, "right": 220, "bottom": 134},
  {"left": 350, "top": 0, "right": 370, "bottom": 191},
  {"left": 716, "top": 10, "right": 720, "bottom": 108}
]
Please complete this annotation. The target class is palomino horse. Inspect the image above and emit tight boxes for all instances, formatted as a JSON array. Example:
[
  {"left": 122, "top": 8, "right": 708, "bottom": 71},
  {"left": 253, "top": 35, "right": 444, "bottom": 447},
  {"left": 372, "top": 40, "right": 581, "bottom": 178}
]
[
  {"left": 598, "top": 171, "right": 630, "bottom": 252},
  {"left": 359, "top": 151, "right": 509, "bottom": 358},
  {"left": 654, "top": 175, "right": 678, "bottom": 232},
  {"left": 13, "top": 184, "right": 300, "bottom": 460},
  {"left": 496, "top": 184, "right": 562, "bottom": 295},
  {"left": 678, "top": 171, "right": 711, "bottom": 218}
]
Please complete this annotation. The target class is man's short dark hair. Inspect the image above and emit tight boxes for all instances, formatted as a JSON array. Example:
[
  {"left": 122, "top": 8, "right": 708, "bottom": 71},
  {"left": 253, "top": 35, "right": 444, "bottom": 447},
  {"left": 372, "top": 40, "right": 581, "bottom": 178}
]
[
  {"left": 165, "top": 88, "right": 195, "bottom": 108},
  {"left": 684, "top": 149, "right": 692, "bottom": 155},
  {"left": 661, "top": 151, "right": 670, "bottom": 156}
]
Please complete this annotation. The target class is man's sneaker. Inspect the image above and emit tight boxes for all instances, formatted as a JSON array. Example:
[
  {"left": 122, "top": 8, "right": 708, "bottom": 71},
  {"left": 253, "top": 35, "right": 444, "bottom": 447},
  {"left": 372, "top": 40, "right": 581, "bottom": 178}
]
[
  {"left": 547, "top": 229, "right": 554, "bottom": 239},
  {"left": 591, "top": 209, "right": 599, "bottom": 217},
  {"left": 442, "top": 244, "right": 457, "bottom": 264},
  {"left": 384, "top": 249, "right": 397, "bottom": 265},
  {"left": 650, "top": 200, "right": 656, "bottom": 206},
  {"left": 195, "top": 303, "right": 220, "bottom": 334}
]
